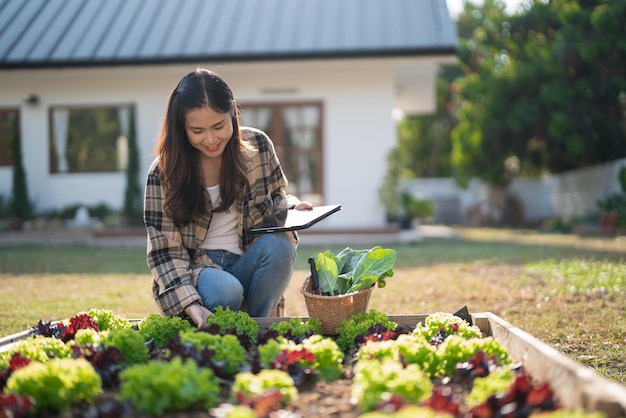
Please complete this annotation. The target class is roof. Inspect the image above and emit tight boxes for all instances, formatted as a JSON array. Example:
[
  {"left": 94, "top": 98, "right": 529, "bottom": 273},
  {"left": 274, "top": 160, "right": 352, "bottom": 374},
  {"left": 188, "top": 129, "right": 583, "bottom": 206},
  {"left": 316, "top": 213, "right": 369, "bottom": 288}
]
[{"left": 0, "top": 0, "right": 458, "bottom": 69}]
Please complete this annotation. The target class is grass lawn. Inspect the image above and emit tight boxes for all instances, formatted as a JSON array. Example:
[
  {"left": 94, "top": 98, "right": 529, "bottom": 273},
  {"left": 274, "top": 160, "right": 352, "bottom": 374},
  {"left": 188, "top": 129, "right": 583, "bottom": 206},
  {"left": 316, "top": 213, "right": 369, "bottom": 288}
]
[{"left": 0, "top": 227, "right": 624, "bottom": 384}]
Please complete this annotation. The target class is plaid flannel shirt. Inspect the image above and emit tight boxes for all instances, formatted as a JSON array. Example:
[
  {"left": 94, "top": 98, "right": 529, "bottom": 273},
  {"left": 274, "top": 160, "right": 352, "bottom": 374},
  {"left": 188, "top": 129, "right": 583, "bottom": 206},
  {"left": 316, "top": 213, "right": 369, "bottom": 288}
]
[{"left": 144, "top": 127, "right": 299, "bottom": 316}]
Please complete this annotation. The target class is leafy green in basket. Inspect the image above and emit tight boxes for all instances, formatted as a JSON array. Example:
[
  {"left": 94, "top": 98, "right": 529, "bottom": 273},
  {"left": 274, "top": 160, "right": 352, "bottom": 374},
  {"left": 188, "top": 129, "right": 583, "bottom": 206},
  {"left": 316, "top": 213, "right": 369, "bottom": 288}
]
[{"left": 313, "top": 246, "right": 396, "bottom": 296}]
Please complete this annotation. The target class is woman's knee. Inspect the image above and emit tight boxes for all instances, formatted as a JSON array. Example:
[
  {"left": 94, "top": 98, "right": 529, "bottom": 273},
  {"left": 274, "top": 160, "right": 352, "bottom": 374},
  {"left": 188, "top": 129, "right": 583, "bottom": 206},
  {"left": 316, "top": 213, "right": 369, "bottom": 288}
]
[
  {"left": 256, "top": 233, "right": 296, "bottom": 262},
  {"left": 197, "top": 268, "right": 244, "bottom": 311}
]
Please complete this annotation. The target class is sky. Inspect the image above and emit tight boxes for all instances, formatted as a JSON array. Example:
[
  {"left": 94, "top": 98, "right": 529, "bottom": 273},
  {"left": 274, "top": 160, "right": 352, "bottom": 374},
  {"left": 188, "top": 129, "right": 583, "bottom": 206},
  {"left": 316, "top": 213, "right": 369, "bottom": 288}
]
[{"left": 445, "top": 0, "right": 528, "bottom": 18}]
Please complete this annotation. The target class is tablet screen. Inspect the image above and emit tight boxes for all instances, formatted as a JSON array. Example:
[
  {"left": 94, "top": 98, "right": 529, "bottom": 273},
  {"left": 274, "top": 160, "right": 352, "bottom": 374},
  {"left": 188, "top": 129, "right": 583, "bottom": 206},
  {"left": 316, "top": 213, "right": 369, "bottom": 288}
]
[{"left": 249, "top": 204, "right": 342, "bottom": 233}]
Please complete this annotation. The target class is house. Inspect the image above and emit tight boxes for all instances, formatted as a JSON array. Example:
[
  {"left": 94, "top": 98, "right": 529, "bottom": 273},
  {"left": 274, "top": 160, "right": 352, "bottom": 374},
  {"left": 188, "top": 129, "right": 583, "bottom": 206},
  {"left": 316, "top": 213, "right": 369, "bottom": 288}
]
[{"left": 0, "top": 0, "right": 458, "bottom": 231}]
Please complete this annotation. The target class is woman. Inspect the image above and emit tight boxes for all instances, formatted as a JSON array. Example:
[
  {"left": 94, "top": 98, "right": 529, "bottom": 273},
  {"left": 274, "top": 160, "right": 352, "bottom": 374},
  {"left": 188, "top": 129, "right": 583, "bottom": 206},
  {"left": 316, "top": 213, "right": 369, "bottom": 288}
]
[{"left": 144, "top": 68, "right": 312, "bottom": 329}]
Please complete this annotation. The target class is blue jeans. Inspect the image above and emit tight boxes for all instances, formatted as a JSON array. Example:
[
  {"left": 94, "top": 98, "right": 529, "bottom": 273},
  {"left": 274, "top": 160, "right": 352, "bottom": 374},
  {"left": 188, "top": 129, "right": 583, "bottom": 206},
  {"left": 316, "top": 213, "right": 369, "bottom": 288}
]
[{"left": 197, "top": 232, "right": 296, "bottom": 317}]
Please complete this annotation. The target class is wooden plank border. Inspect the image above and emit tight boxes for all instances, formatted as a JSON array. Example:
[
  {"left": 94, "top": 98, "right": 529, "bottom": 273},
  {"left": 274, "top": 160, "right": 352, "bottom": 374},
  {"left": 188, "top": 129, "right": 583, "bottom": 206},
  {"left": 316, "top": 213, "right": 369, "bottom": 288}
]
[{"left": 475, "top": 312, "right": 626, "bottom": 418}]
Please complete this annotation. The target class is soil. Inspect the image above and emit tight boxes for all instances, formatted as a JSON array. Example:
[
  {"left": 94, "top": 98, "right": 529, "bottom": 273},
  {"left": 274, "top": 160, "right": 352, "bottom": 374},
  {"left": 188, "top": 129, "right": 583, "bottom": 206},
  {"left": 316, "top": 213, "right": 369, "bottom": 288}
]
[{"left": 283, "top": 379, "right": 358, "bottom": 417}]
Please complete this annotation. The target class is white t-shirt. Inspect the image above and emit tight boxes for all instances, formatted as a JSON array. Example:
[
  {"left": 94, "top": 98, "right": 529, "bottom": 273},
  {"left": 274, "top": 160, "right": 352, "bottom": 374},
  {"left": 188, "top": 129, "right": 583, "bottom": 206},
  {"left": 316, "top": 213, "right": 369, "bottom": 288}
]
[{"left": 199, "top": 185, "right": 242, "bottom": 255}]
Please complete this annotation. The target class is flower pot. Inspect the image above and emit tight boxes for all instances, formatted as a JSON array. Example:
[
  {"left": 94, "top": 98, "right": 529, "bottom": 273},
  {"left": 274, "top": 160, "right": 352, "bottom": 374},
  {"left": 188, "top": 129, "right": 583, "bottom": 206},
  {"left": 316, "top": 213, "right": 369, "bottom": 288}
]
[{"left": 300, "top": 274, "right": 373, "bottom": 335}]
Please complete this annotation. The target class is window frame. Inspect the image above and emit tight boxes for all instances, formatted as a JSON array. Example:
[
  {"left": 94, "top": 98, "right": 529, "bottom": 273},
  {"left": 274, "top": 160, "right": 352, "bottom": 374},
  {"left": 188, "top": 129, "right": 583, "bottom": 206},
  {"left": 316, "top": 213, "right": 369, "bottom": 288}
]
[
  {"left": 48, "top": 103, "right": 134, "bottom": 174},
  {"left": 0, "top": 108, "right": 19, "bottom": 167},
  {"left": 240, "top": 101, "right": 325, "bottom": 204}
]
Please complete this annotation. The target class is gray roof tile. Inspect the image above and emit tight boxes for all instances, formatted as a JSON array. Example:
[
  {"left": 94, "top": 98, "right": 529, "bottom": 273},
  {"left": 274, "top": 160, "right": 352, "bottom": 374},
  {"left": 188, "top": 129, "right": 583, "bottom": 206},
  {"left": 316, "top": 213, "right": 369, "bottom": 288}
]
[{"left": 0, "top": 0, "right": 458, "bottom": 68}]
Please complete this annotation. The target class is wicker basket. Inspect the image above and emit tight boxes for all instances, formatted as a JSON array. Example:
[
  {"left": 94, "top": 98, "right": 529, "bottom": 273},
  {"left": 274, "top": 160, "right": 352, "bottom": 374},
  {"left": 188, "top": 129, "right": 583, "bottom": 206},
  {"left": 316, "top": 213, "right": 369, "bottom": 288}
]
[{"left": 300, "top": 274, "right": 373, "bottom": 335}]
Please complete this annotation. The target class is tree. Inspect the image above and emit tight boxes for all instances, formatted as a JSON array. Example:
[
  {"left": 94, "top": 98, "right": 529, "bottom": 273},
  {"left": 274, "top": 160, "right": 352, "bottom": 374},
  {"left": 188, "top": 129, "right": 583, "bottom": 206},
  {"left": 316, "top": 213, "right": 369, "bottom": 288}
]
[
  {"left": 451, "top": 0, "right": 626, "bottom": 188},
  {"left": 123, "top": 107, "right": 143, "bottom": 226},
  {"left": 379, "top": 66, "right": 460, "bottom": 220},
  {"left": 396, "top": 69, "right": 460, "bottom": 179},
  {"left": 10, "top": 112, "right": 33, "bottom": 226}
]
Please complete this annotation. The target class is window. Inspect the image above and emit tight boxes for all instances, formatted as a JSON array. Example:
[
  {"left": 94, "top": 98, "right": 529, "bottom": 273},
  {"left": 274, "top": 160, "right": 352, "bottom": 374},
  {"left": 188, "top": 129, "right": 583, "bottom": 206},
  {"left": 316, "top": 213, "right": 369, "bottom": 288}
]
[
  {"left": 49, "top": 105, "right": 133, "bottom": 173},
  {"left": 0, "top": 109, "right": 19, "bottom": 167},
  {"left": 240, "top": 103, "right": 324, "bottom": 205}
]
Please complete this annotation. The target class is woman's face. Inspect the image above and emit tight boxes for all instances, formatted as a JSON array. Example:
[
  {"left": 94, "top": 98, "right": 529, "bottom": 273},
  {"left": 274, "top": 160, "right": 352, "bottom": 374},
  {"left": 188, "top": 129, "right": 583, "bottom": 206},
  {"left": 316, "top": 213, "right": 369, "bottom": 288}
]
[{"left": 185, "top": 105, "right": 233, "bottom": 160}]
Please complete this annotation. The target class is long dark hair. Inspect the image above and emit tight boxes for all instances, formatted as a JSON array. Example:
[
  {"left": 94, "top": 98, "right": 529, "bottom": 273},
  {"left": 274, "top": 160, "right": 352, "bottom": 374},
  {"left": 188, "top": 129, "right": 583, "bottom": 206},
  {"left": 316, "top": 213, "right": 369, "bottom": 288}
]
[{"left": 155, "top": 68, "right": 247, "bottom": 227}]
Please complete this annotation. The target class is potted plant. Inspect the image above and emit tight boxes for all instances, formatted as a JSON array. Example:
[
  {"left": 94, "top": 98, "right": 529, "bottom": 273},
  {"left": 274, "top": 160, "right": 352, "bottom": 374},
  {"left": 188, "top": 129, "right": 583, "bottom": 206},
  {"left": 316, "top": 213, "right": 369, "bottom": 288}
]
[
  {"left": 398, "top": 192, "right": 435, "bottom": 229},
  {"left": 301, "top": 247, "right": 397, "bottom": 334},
  {"left": 597, "top": 166, "right": 626, "bottom": 233}
]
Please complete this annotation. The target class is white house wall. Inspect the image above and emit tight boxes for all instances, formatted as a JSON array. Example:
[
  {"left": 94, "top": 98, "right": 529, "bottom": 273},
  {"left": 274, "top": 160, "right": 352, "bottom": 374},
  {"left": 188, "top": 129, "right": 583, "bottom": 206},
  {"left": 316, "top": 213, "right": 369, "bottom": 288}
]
[{"left": 0, "top": 57, "right": 439, "bottom": 229}]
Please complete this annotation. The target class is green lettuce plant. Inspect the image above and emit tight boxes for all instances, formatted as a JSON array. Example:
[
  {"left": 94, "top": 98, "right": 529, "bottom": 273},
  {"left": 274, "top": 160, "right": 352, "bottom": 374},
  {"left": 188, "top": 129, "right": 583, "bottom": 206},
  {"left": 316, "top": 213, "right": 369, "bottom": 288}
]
[
  {"left": 102, "top": 328, "right": 148, "bottom": 365},
  {"left": 412, "top": 311, "right": 482, "bottom": 341},
  {"left": 231, "top": 369, "right": 297, "bottom": 405},
  {"left": 359, "top": 405, "right": 451, "bottom": 418},
  {"left": 118, "top": 357, "right": 219, "bottom": 416},
  {"left": 355, "top": 333, "right": 438, "bottom": 375},
  {"left": 393, "top": 334, "right": 439, "bottom": 377},
  {"left": 335, "top": 310, "right": 397, "bottom": 352},
  {"left": 466, "top": 367, "right": 514, "bottom": 407},
  {"left": 268, "top": 317, "right": 322, "bottom": 338},
  {"left": 72, "top": 328, "right": 101, "bottom": 346},
  {"left": 313, "top": 246, "right": 396, "bottom": 295},
  {"left": 206, "top": 307, "right": 259, "bottom": 343},
  {"left": 179, "top": 330, "right": 247, "bottom": 376},
  {"left": 352, "top": 357, "right": 432, "bottom": 412},
  {"left": 436, "top": 335, "right": 511, "bottom": 377},
  {"left": 356, "top": 338, "right": 398, "bottom": 361},
  {"left": 301, "top": 334, "right": 344, "bottom": 381},
  {"left": 257, "top": 334, "right": 343, "bottom": 382},
  {"left": 0, "top": 336, "right": 72, "bottom": 369},
  {"left": 258, "top": 337, "right": 287, "bottom": 369},
  {"left": 6, "top": 358, "right": 102, "bottom": 413},
  {"left": 138, "top": 313, "right": 191, "bottom": 348},
  {"left": 86, "top": 308, "right": 130, "bottom": 331}
]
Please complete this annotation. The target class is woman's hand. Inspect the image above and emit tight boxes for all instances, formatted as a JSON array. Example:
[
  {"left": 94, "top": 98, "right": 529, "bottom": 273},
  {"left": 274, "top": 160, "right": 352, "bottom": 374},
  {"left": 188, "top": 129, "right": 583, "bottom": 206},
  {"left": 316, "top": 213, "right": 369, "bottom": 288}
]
[
  {"left": 294, "top": 201, "right": 314, "bottom": 210},
  {"left": 184, "top": 302, "right": 213, "bottom": 330}
]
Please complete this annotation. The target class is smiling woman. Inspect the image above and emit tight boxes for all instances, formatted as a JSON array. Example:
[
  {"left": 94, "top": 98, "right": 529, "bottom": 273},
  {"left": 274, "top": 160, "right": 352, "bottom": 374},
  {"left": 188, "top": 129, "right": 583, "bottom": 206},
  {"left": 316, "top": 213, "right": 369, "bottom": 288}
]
[{"left": 145, "top": 68, "right": 313, "bottom": 328}]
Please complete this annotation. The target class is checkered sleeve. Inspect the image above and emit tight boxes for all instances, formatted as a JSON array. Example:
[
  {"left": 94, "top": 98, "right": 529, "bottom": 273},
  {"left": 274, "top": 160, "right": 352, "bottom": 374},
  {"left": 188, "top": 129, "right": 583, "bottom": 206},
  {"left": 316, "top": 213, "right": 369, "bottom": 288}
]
[
  {"left": 240, "top": 128, "right": 298, "bottom": 248},
  {"left": 144, "top": 159, "right": 202, "bottom": 316}
]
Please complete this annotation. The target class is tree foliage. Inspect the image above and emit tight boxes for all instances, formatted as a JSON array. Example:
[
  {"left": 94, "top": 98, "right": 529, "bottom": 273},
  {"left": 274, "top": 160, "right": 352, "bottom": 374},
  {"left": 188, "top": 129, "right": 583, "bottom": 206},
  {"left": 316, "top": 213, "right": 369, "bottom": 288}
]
[
  {"left": 451, "top": 0, "right": 626, "bottom": 186},
  {"left": 10, "top": 113, "right": 33, "bottom": 223},
  {"left": 396, "top": 68, "right": 460, "bottom": 179},
  {"left": 382, "top": 0, "right": 626, "bottom": 198},
  {"left": 123, "top": 107, "right": 143, "bottom": 226},
  {"left": 379, "top": 67, "right": 460, "bottom": 217}
]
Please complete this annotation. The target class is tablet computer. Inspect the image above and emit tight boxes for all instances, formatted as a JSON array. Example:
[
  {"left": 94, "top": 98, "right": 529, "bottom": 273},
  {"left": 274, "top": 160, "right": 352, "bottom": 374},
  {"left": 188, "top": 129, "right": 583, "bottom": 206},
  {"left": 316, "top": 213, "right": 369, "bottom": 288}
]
[{"left": 249, "top": 204, "right": 342, "bottom": 234}]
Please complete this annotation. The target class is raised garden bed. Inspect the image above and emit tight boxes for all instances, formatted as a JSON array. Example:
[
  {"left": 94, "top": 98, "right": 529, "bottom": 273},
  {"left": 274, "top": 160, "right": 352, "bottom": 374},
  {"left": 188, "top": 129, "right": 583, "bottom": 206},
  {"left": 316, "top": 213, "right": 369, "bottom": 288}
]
[{"left": 1, "top": 312, "right": 625, "bottom": 418}]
